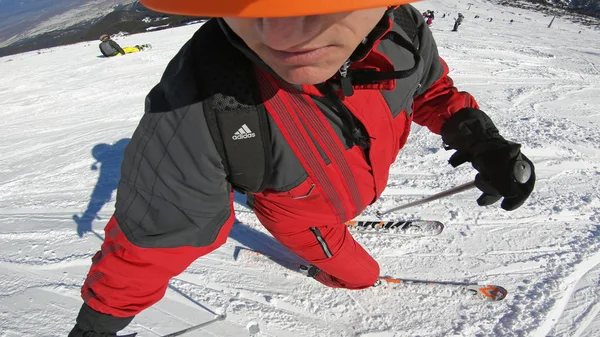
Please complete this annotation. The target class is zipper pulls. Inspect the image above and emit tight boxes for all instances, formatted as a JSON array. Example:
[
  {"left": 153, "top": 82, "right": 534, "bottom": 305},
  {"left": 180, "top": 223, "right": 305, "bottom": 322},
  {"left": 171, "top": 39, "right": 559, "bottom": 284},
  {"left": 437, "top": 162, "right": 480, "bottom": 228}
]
[
  {"left": 338, "top": 60, "right": 354, "bottom": 97},
  {"left": 320, "top": 81, "right": 370, "bottom": 150},
  {"left": 339, "top": 59, "right": 351, "bottom": 77}
]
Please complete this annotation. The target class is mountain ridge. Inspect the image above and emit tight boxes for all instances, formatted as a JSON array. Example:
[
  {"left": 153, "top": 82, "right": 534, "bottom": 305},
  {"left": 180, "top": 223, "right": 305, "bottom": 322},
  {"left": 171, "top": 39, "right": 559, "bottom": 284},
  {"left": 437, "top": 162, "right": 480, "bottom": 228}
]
[
  {"left": 0, "top": 0, "right": 597, "bottom": 57},
  {"left": 0, "top": 1, "right": 206, "bottom": 57}
]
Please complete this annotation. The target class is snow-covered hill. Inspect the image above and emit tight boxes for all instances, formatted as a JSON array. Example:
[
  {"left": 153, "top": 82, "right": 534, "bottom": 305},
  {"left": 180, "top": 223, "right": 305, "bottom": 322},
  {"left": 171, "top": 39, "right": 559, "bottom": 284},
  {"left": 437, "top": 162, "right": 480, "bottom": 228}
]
[
  {"left": 0, "top": 0, "right": 136, "bottom": 48},
  {"left": 1, "top": 0, "right": 599, "bottom": 336}
]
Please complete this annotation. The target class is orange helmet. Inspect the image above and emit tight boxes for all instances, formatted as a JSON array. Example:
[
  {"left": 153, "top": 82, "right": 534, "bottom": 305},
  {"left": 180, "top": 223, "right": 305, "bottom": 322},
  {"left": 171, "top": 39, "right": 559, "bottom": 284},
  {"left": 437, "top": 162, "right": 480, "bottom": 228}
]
[{"left": 139, "top": 0, "right": 418, "bottom": 18}]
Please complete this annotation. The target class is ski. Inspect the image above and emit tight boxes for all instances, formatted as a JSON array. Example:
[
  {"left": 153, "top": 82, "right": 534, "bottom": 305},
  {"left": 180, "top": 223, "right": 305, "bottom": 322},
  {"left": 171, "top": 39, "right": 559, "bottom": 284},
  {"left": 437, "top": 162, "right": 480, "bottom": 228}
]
[
  {"left": 376, "top": 276, "right": 507, "bottom": 301},
  {"left": 235, "top": 247, "right": 506, "bottom": 301},
  {"left": 346, "top": 219, "right": 444, "bottom": 236}
]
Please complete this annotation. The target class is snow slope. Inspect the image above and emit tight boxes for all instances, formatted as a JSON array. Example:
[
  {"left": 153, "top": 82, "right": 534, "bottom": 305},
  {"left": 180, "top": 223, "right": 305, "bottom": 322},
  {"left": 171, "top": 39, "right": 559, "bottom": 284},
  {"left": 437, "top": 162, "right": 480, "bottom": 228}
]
[{"left": 0, "top": 0, "right": 599, "bottom": 336}]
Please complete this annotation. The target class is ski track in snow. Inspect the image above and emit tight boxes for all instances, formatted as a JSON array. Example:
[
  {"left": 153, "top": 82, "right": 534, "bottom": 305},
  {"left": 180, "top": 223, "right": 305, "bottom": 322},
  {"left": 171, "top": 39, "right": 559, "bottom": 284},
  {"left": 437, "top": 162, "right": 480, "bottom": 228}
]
[{"left": 1, "top": 0, "right": 599, "bottom": 336}]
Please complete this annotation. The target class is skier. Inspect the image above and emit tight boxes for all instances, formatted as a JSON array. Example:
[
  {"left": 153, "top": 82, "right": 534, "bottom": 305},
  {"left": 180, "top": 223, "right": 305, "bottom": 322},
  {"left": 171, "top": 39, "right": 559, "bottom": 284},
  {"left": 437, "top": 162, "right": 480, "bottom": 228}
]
[
  {"left": 422, "top": 10, "right": 434, "bottom": 25},
  {"left": 70, "top": 0, "right": 535, "bottom": 336},
  {"left": 453, "top": 13, "right": 465, "bottom": 31},
  {"left": 98, "top": 34, "right": 126, "bottom": 57},
  {"left": 426, "top": 10, "right": 435, "bottom": 25},
  {"left": 98, "top": 34, "right": 149, "bottom": 57}
]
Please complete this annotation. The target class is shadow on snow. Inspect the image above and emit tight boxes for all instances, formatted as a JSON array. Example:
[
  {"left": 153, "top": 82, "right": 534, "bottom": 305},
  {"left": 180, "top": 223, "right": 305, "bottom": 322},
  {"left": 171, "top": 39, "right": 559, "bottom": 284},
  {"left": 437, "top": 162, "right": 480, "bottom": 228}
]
[
  {"left": 229, "top": 193, "right": 304, "bottom": 272},
  {"left": 73, "top": 138, "right": 130, "bottom": 239},
  {"left": 72, "top": 140, "right": 299, "bottom": 268}
]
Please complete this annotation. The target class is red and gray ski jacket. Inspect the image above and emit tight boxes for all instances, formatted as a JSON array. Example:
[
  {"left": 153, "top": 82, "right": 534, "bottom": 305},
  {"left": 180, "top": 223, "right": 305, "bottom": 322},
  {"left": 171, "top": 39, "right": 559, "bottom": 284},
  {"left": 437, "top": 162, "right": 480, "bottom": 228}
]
[{"left": 81, "top": 5, "right": 479, "bottom": 320}]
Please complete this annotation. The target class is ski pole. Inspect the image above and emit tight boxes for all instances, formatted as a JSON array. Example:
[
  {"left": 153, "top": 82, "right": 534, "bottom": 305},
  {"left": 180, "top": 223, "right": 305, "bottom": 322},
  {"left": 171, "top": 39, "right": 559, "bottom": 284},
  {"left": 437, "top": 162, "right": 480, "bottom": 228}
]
[
  {"left": 161, "top": 314, "right": 226, "bottom": 337},
  {"left": 376, "top": 159, "right": 532, "bottom": 217},
  {"left": 376, "top": 181, "right": 476, "bottom": 217}
]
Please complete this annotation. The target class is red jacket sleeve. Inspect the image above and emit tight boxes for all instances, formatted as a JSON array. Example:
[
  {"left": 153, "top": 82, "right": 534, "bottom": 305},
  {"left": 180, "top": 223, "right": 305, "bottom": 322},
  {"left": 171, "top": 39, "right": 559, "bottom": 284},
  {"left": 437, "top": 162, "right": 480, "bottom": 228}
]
[
  {"left": 82, "top": 209, "right": 235, "bottom": 318},
  {"left": 411, "top": 57, "right": 479, "bottom": 134}
]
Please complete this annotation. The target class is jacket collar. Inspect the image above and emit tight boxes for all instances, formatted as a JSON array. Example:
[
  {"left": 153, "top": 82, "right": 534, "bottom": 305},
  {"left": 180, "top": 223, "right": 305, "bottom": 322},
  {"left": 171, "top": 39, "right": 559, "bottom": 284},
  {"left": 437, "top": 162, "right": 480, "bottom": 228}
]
[{"left": 218, "top": 9, "right": 399, "bottom": 96}]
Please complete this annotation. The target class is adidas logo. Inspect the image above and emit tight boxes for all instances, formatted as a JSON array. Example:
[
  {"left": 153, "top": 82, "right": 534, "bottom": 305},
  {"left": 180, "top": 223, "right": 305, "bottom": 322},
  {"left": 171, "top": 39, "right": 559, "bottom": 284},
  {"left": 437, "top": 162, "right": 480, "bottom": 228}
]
[{"left": 232, "top": 124, "right": 256, "bottom": 140}]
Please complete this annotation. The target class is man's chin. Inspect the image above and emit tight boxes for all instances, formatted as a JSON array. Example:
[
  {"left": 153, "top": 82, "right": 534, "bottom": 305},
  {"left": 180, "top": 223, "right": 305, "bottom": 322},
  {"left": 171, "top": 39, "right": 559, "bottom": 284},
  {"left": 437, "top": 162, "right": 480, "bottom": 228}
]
[{"left": 275, "top": 66, "right": 336, "bottom": 86}]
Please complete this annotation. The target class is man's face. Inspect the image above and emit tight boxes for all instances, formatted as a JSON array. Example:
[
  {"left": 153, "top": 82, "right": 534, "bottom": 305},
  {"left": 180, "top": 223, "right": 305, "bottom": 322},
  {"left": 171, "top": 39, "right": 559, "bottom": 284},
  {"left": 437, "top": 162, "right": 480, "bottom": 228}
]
[{"left": 223, "top": 8, "right": 387, "bottom": 85}]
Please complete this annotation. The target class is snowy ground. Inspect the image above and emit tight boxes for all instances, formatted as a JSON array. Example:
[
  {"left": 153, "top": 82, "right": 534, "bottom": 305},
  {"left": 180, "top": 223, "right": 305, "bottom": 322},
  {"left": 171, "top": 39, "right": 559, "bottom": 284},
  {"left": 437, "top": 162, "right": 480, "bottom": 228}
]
[{"left": 0, "top": 0, "right": 599, "bottom": 336}]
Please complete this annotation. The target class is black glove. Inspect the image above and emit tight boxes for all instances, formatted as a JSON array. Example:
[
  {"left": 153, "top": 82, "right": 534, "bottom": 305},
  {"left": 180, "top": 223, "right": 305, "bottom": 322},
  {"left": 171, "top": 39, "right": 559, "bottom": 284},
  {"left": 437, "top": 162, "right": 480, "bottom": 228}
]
[
  {"left": 441, "top": 108, "right": 535, "bottom": 211},
  {"left": 69, "top": 303, "right": 136, "bottom": 337}
]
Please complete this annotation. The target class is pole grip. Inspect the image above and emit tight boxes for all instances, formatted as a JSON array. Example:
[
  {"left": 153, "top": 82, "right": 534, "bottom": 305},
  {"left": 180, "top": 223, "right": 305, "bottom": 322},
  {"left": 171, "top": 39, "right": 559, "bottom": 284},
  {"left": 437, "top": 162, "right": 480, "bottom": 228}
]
[{"left": 513, "top": 159, "right": 532, "bottom": 184}]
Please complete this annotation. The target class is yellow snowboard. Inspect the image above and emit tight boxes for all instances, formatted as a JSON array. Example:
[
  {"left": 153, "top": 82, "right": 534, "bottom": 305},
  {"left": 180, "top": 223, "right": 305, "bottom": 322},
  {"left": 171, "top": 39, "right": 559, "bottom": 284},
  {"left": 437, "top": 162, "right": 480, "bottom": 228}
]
[{"left": 116, "top": 44, "right": 152, "bottom": 56}]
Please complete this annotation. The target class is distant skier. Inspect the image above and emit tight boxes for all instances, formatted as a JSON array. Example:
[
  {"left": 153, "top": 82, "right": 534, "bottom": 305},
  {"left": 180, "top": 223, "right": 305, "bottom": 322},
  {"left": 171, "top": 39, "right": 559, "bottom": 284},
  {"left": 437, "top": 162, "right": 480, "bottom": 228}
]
[
  {"left": 427, "top": 10, "right": 434, "bottom": 25},
  {"left": 98, "top": 34, "right": 151, "bottom": 57},
  {"left": 98, "top": 34, "right": 126, "bottom": 57},
  {"left": 452, "top": 13, "right": 464, "bottom": 31},
  {"left": 423, "top": 10, "right": 434, "bottom": 25}
]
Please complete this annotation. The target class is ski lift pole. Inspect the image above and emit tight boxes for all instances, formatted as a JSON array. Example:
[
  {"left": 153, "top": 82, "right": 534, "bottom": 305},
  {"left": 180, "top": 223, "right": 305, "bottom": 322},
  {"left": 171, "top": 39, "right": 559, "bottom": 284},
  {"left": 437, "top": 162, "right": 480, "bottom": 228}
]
[{"left": 376, "top": 160, "right": 532, "bottom": 217}]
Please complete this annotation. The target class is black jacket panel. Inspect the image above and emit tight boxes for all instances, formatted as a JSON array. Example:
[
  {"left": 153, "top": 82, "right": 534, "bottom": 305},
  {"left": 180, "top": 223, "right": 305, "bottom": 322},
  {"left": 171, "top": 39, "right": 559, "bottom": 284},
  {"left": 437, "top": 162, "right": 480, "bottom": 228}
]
[
  {"left": 380, "top": 5, "right": 443, "bottom": 118},
  {"left": 115, "top": 39, "right": 232, "bottom": 248}
]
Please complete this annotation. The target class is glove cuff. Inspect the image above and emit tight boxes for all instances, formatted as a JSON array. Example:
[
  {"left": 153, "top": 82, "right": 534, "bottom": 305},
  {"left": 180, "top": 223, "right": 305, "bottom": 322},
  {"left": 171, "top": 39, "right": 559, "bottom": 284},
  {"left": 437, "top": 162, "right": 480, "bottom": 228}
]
[{"left": 75, "top": 303, "right": 135, "bottom": 334}]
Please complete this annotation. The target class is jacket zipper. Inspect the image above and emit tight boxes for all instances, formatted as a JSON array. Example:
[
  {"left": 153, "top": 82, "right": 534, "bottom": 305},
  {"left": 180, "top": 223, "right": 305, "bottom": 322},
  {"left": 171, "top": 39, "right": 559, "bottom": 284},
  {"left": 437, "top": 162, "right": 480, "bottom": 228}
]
[
  {"left": 317, "top": 65, "right": 371, "bottom": 150},
  {"left": 338, "top": 59, "right": 355, "bottom": 97},
  {"left": 310, "top": 227, "right": 333, "bottom": 258}
]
